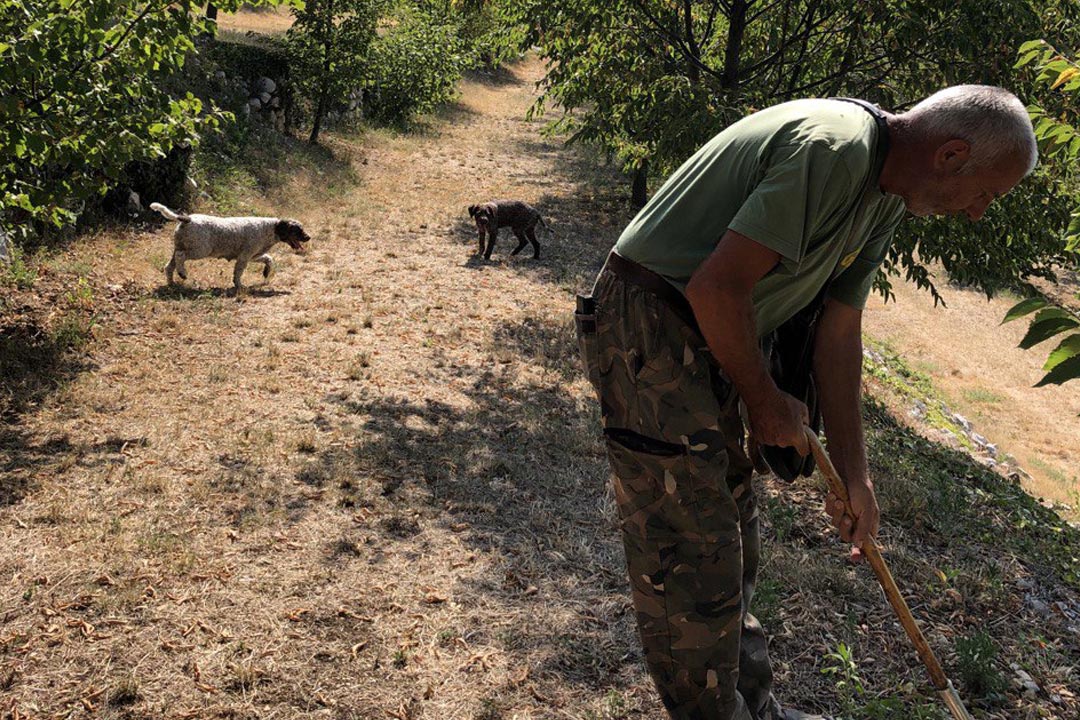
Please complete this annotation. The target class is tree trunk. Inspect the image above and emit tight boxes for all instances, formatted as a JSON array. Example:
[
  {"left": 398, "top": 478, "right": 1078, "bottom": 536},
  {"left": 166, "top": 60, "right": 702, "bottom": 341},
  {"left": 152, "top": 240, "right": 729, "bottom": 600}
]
[
  {"left": 309, "top": 91, "right": 326, "bottom": 144},
  {"left": 631, "top": 162, "right": 649, "bottom": 209},
  {"left": 206, "top": 4, "right": 218, "bottom": 21},
  {"left": 682, "top": 0, "right": 700, "bottom": 85},
  {"left": 722, "top": 0, "right": 749, "bottom": 89},
  {"left": 310, "top": 8, "right": 335, "bottom": 145}
]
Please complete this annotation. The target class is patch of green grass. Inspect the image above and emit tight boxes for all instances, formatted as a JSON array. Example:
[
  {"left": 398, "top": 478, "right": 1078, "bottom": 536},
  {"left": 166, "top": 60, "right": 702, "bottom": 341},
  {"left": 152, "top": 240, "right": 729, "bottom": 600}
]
[
  {"left": 960, "top": 386, "right": 1005, "bottom": 405},
  {"left": 1028, "top": 456, "right": 1076, "bottom": 488},
  {"left": 955, "top": 631, "right": 1006, "bottom": 699},
  {"left": 762, "top": 494, "right": 799, "bottom": 542},
  {"left": 0, "top": 245, "right": 38, "bottom": 289},
  {"left": 193, "top": 121, "right": 357, "bottom": 215},
  {"left": 864, "top": 397, "right": 1080, "bottom": 589},
  {"left": 863, "top": 339, "right": 973, "bottom": 449},
  {"left": 751, "top": 576, "right": 782, "bottom": 628},
  {"left": 48, "top": 312, "right": 96, "bottom": 352}
]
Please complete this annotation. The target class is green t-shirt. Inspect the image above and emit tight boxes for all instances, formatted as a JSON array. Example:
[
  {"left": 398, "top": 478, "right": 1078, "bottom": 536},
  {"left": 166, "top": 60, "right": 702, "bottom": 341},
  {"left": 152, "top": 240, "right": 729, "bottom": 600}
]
[{"left": 614, "top": 98, "right": 906, "bottom": 337}]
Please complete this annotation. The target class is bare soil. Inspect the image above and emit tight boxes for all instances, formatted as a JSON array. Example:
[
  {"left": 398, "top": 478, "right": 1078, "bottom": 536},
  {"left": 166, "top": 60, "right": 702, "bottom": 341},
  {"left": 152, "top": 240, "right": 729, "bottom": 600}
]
[{"left": 1, "top": 39, "right": 1078, "bottom": 720}]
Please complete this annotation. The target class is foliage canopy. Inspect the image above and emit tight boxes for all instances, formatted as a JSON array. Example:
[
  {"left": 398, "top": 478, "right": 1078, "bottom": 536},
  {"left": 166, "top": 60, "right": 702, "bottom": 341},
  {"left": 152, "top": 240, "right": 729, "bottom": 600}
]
[
  {"left": 1002, "top": 40, "right": 1080, "bottom": 386},
  {"left": 0, "top": 0, "right": 281, "bottom": 242},
  {"left": 500, "top": 0, "right": 1080, "bottom": 301}
]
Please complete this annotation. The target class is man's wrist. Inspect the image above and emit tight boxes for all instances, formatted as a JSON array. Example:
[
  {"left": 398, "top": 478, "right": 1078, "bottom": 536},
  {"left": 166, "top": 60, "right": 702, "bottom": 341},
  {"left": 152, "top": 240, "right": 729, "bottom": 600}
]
[
  {"left": 733, "top": 366, "right": 781, "bottom": 411},
  {"left": 844, "top": 474, "right": 873, "bottom": 491}
]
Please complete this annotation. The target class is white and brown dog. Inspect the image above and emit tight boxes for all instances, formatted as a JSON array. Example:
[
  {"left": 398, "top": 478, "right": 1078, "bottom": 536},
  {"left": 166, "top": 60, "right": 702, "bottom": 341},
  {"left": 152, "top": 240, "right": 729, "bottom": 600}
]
[{"left": 151, "top": 202, "right": 310, "bottom": 292}]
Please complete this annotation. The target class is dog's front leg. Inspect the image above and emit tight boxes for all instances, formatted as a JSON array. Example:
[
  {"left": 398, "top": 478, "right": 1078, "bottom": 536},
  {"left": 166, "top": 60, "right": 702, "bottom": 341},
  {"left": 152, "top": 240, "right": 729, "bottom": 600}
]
[{"left": 483, "top": 228, "right": 498, "bottom": 259}]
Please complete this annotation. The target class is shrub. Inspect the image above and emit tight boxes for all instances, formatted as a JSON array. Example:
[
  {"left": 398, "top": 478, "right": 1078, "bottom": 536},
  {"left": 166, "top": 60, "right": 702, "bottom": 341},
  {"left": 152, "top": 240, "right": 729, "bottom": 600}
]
[
  {"left": 365, "top": 7, "right": 473, "bottom": 126},
  {"left": 0, "top": 1, "right": 278, "bottom": 245}
]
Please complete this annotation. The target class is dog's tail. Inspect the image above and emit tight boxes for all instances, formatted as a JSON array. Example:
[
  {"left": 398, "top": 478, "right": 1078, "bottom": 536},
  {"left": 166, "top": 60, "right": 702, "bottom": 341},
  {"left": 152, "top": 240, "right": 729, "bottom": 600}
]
[
  {"left": 150, "top": 202, "right": 191, "bottom": 223},
  {"left": 537, "top": 214, "right": 553, "bottom": 236}
]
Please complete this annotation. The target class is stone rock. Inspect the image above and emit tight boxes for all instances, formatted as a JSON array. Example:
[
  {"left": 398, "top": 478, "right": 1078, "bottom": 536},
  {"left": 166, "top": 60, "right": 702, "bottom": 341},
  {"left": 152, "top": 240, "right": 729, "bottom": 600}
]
[
  {"left": 1025, "top": 595, "right": 1052, "bottom": 618},
  {"left": 952, "top": 413, "right": 972, "bottom": 432},
  {"left": 972, "top": 432, "right": 989, "bottom": 447},
  {"left": 985, "top": 443, "right": 998, "bottom": 457},
  {"left": 256, "top": 76, "right": 276, "bottom": 94},
  {"left": 249, "top": 98, "right": 262, "bottom": 111},
  {"left": 215, "top": 70, "right": 226, "bottom": 80},
  {"left": 1010, "top": 663, "right": 1040, "bottom": 697},
  {"left": 125, "top": 189, "right": 142, "bottom": 213},
  {"left": 259, "top": 92, "right": 271, "bottom": 105}
]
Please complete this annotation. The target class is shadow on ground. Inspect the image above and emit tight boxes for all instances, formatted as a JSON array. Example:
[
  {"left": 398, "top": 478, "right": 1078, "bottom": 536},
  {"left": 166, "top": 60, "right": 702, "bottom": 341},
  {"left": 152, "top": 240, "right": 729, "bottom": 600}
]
[
  {"left": 0, "top": 312, "right": 102, "bottom": 505},
  {"left": 294, "top": 311, "right": 645, "bottom": 692},
  {"left": 0, "top": 430, "right": 144, "bottom": 507},
  {"left": 150, "top": 284, "right": 291, "bottom": 300},
  {"left": 464, "top": 62, "right": 527, "bottom": 88}
]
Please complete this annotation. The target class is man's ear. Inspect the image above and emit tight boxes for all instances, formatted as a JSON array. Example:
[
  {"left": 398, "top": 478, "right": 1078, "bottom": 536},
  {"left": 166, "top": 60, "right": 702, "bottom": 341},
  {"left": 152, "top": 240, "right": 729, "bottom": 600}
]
[{"left": 935, "top": 139, "right": 972, "bottom": 174}]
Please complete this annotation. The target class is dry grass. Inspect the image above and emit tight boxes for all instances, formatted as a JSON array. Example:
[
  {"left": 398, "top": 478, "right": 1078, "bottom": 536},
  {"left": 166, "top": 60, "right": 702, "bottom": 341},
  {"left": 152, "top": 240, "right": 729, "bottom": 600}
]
[
  {"left": 216, "top": 6, "right": 294, "bottom": 37},
  {"left": 1, "top": 56, "right": 1078, "bottom": 720},
  {"left": 863, "top": 273, "right": 1080, "bottom": 516}
]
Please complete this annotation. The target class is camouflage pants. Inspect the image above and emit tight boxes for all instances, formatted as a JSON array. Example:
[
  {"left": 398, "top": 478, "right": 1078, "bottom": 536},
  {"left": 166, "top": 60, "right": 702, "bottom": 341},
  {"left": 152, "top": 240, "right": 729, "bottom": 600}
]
[{"left": 577, "top": 264, "right": 777, "bottom": 720}]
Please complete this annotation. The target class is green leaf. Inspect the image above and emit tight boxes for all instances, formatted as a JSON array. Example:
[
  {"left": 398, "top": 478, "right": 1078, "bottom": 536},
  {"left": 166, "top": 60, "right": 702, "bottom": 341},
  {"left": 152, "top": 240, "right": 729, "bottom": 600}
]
[
  {"left": 1043, "top": 333, "right": 1080, "bottom": 372},
  {"left": 1018, "top": 39, "right": 1046, "bottom": 55},
  {"left": 1002, "top": 296, "right": 1047, "bottom": 324},
  {"left": 1019, "top": 309, "right": 1080, "bottom": 349},
  {"left": 1035, "top": 355, "right": 1080, "bottom": 387}
]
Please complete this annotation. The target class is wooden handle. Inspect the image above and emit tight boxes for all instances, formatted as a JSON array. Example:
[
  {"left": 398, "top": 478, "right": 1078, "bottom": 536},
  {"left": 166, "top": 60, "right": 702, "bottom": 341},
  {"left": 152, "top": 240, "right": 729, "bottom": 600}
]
[{"left": 805, "top": 430, "right": 961, "bottom": 700}]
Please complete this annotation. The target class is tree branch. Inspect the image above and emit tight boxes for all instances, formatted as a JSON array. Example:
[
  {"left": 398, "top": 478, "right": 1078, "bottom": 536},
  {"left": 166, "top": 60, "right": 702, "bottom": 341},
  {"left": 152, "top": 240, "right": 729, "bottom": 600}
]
[{"left": 625, "top": 0, "right": 726, "bottom": 84}]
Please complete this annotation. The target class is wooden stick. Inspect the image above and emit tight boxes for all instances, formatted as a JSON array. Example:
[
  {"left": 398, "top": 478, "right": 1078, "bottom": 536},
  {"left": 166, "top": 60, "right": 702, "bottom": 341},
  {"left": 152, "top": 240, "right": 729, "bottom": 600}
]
[{"left": 805, "top": 429, "right": 973, "bottom": 720}]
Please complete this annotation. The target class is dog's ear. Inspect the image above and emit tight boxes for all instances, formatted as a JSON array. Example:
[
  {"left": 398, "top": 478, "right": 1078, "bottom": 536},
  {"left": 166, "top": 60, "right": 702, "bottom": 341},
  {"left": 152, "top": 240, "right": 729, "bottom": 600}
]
[
  {"left": 468, "top": 204, "right": 478, "bottom": 217},
  {"left": 276, "top": 219, "right": 310, "bottom": 244}
]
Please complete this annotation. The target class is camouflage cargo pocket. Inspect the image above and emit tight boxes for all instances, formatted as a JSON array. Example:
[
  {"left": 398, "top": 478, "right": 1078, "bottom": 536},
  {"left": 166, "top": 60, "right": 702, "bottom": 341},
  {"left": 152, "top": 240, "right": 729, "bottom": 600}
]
[{"left": 604, "top": 427, "right": 738, "bottom": 546}]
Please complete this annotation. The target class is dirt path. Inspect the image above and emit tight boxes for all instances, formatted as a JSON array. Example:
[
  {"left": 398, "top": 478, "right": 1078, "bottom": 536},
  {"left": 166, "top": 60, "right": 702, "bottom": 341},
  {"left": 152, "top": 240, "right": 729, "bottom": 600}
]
[{"left": 0, "top": 58, "right": 660, "bottom": 718}]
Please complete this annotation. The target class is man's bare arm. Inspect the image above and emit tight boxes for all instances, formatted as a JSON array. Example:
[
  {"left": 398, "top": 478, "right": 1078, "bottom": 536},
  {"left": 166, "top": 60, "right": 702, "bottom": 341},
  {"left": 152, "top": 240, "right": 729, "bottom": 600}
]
[
  {"left": 685, "top": 229, "right": 809, "bottom": 454},
  {"left": 813, "top": 298, "right": 879, "bottom": 548}
]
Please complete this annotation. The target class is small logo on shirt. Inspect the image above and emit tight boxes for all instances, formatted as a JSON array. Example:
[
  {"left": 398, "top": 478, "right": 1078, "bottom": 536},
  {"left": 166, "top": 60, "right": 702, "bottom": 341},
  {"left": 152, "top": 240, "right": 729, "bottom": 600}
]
[{"left": 840, "top": 250, "right": 859, "bottom": 269}]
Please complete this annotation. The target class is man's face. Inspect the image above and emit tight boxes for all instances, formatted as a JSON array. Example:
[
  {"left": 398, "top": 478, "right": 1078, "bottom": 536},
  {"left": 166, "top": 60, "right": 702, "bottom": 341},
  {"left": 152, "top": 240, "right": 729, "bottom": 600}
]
[{"left": 905, "top": 144, "right": 1028, "bottom": 221}]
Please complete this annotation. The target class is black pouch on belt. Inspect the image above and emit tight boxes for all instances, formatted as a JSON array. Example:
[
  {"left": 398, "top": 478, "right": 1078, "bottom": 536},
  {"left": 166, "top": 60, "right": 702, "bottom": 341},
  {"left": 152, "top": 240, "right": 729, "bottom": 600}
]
[
  {"left": 759, "top": 292, "right": 825, "bottom": 481},
  {"left": 575, "top": 293, "right": 601, "bottom": 394}
]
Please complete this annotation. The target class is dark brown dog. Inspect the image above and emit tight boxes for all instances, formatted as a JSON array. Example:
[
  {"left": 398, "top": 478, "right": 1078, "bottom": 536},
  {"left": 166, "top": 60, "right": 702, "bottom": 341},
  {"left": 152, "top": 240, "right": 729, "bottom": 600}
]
[{"left": 467, "top": 200, "right": 549, "bottom": 260}]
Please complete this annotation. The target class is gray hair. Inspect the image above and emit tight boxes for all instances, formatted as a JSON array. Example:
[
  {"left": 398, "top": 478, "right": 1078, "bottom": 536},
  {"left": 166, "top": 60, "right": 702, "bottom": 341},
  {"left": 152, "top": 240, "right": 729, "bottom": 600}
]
[{"left": 904, "top": 85, "right": 1038, "bottom": 175}]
